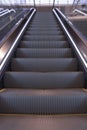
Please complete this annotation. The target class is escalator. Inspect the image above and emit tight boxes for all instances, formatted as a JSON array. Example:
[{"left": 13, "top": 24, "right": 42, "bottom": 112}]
[{"left": 0, "top": 10, "right": 87, "bottom": 130}]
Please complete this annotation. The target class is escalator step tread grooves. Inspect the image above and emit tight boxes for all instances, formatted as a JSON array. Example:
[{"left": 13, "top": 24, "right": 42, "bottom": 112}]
[
  {"left": 4, "top": 71, "right": 84, "bottom": 89},
  {"left": 16, "top": 48, "right": 73, "bottom": 58},
  {"left": 11, "top": 58, "right": 78, "bottom": 72},
  {"left": 0, "top": 11, "right": 86, "bottom": 129},
  {"left": 20, "top": 41, "right": 69, "bottom": 48},
  {"left": 0, "top": 88, "right": 86, "bottom": 114}
]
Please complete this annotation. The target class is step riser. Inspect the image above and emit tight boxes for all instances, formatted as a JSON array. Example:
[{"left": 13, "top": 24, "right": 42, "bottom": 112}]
[
  {"left": 28, "top": 29, "right": 62, "bottom": 31},
  {"left": 4, "top": 72, "right": 84, "bottom": 89},
  {"left": 25, "top": 32, "right": 63, "bottom": 35},
  {"left": 20, "top": 41, "right": 69, "bottom": 48},
  {"left": 0, "top": 92, "right": 86, "bottom": 114},
  {"left": 16, "top": 49, "right": 73, "bottom": 58},
  {"left": 11, "top": 59, "right": 78, "bottom": 72},
  {"left": 30, "top": 25, "right": 59, "bottom": 27},
  {"left": 23, "top": 36, "right": 66, "bottom": 41}
]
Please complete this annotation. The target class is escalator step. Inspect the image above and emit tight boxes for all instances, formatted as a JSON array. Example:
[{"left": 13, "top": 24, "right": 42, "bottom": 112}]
[
  {"left": 11, "top": 58, "right": 78, "bottom": 72},
  {"left": 30, "top": 25, "right": 59, "bottom": 27},
  {"left": 0, "top": 88, "right": 86, "bottom": 114},
  {"left": 29, "top": 23, "right": 59, "bottom": 25},
  {"left": 16, "top": 48, "right": 73, "bottom": 58},
  {"left": 20, "top": 41, "right": 69, "bottom": 48},
  {"left": 4, "top": 72, "right": 84, "bottom": 89},
  {"left": 28, "top": 28, "right": 62, "bottom": 31},
  {"left": 25, "top": 31, "right": 63, "bottom": 35},
  {"left": 23, "top": 35, "right": 66, "bottom": 41},
  {"left": 0, "top": 114, "right": 87, "bottom": 130}
]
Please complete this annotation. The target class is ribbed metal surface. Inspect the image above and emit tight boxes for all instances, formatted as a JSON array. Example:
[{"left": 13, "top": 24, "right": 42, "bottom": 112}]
[
  {"left": 11, "top": 58, "right": 78, "bottom": 72},
  {"left": 25, "top": 31, "right": 63, "bottom": 35},
  {"left": 0, "top": 89, "right": 87, "bottom": 114},
  {"left": 16, "top": 48, "right": 73, "bottom": 58},
  {"left": 0, "top": 114, "right": 87, "bottom": 130},
  {"left": 4, "top": 72, "right": 84, "bottom": 89},
  {"left": 23, "top": 35, "right": 66, "bottom": 41},
  {"left": 20, "top": 41, "right": 69, "bottom": 48}
]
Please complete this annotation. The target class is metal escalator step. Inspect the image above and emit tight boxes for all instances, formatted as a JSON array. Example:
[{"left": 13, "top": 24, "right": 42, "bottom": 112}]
[
  {"left": 28, "top": 28, "right": 62, "bottom": 31},
  {"left": 31, "top": 18, "right": 57, "bottom": 21},
  {"left": 25, "top": 31, "right": 63, "bottom": 35},
  {"left": 20, "top": 41, "right": 69, "bottom": 48},
  {"left": 30, "top": 22, "right": 58, "bottom": 25},
  {"left": 31, "top": 19, "right": 57, "bottom": 21},
  {"left": 4, "top": 72, "right": 84, "bottom": 89},
  {"left": 29, "top": 28, "right": 61, "bottom": 30},
  {"left": 31, "top": 18, "right": 58, "bottom": 21},
  {"left": 31, "top": 17, "right": 57, "bottom": 20},
  {"left": 0, "top": 88, "right": 86, "bottom": 114},
  {"left": 30, "top": 24, "right": 58, "bottom": 27},
  {"left": 33, "top": 15, "right": 55, "bottom": 17},
  {"left": 16, "top": 48, "right": 73, "bottom": 58},
  {"left": 11, "top": 58, "right": 78, "bottom": 72},
  {"left": 0, "top": 114, "right": 87, "bottom": 130},
  {"left": 29, "top": 23, "right": 59, "bottom": 26},
  {"left": 23, "top": 35, "right": 66, "bottom": 41},
  {"left": 30, "top": 25, "right": 59, "bottom": 27},
  {"left": 33, "top": 17, "right": 54, "bottom": 19}
]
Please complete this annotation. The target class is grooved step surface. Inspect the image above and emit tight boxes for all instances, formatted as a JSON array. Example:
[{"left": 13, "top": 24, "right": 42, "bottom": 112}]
[
  {"left": 31, "top": 22, "right": 58, "bottom": 24},
  {"left": 29, "top": 26, "right": 60, "bottom": 28},
  {"left": 26, "top": 30, "right": 62, "bottom": 34},
  {"left": 11, "top": 58, "right": 78, "bottom": 72},
  {"left": 23, "top": 35, "right": 66, "bottom": 41},
  {"left": 0, "top": 114, "right": 87, "bottom": 130},
  {"left": 4, "top": 72, "right": 84, "bottom": 89},
  {"left": 28, "top": 28, "right": 62, "bottom": 31},
  {"left": 16, "top": 48, "right": 73, "bottom": 58},
  {"left": 0, "top": 88, "right": 87, "bottom": 114},
  {"left": 25, "top": 31, "right": 63, "bottom": 35},
  {"left": 20, "top": 41, "right": 69, "bottom": 48},
  {"left": 30, "top": 24, "right": 59, "bottom": 26}
]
